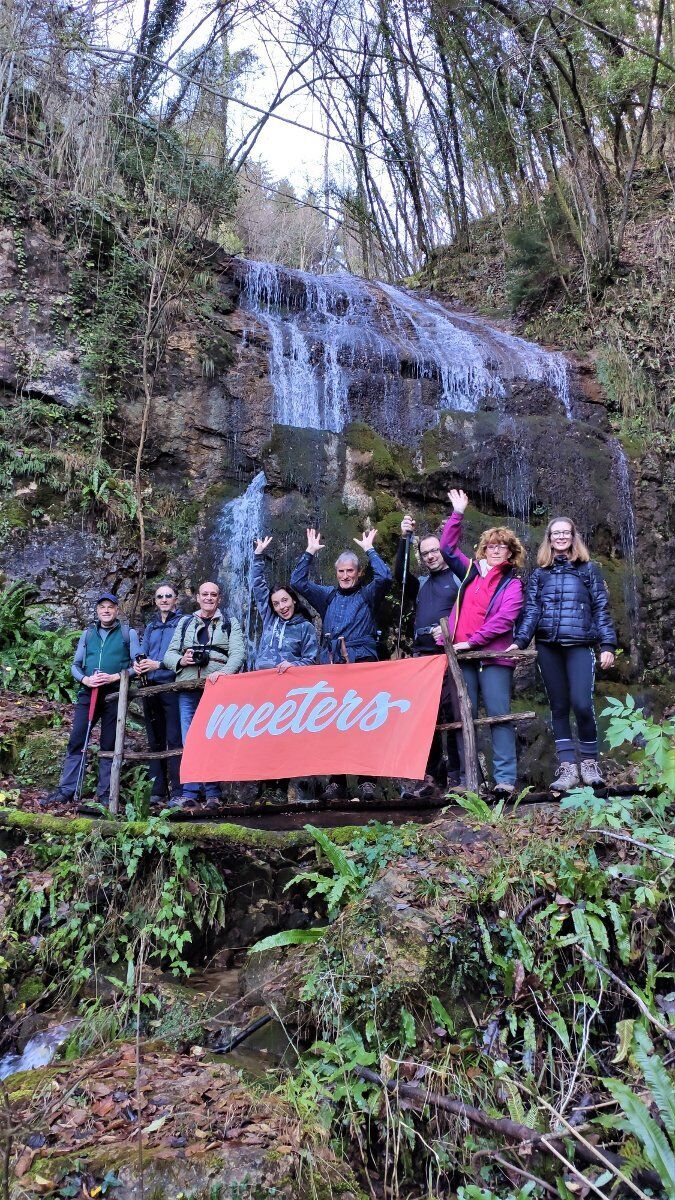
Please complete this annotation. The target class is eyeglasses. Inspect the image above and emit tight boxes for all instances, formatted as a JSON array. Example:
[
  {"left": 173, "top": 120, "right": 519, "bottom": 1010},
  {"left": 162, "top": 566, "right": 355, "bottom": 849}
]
[
  {"left": 156, "top": 593, "right": 175, "bottom": 599},
  {"left": 486, "top": 543, "right": 509, "bottom": 551},
  {"left": 550, "top": 530, "right": 573, "bottom": 540},
  {"left": 420, "top": 547, "right": 440, "bottom": 558}
]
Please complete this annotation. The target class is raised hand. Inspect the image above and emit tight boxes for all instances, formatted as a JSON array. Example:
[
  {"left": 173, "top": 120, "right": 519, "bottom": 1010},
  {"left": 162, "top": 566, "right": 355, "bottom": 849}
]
[
  {"left": 306, "top": 528, "right": 325, "bottom": 555},
  {"left": 448, "top": 488, "right": 469, "bottom": 513},
  {"left": 401, "top": 513, "right": 415, "bottom": 536},
  {"left": 254, "top": 535, "right": 273, "bottom": 556},
  {"left": 354, "top": 528, "right": 378, "bottom": 552}
]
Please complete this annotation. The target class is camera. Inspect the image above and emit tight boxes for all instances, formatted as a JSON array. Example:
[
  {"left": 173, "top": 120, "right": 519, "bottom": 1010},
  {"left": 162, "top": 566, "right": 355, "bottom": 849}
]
[{"left": 191, "top": 647, "right": 211, "bottom": 667}]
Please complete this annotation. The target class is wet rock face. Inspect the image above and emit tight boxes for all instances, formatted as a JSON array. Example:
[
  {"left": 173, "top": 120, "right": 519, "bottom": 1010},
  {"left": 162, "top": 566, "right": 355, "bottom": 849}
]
[{"left": 0, "top": 223, "right": 670, "bottom": 671}]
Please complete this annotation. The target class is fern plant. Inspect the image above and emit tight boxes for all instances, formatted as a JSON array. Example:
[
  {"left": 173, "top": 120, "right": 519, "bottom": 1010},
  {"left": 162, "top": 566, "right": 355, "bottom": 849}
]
[{"left": 599, "top": 1025, "right": 675, "bottom": 1196}]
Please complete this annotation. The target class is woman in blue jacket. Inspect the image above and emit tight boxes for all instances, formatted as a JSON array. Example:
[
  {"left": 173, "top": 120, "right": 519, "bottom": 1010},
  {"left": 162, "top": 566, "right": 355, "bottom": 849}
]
[
  {"left": 512, "top": 516, "right": 617, "bottom": 793},
  {"left": 252, "top": 537, "right": 319, "bottom": 670}
]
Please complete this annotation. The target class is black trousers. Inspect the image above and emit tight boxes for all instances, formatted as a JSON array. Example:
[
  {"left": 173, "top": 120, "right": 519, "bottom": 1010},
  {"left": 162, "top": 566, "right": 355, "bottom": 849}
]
[
  {"left": 414, "top": 646, "right": 461, "bottom": 782},
  {"left": 536, "top": 642, "right": 598, "bottom": 761},
  {"left": 59, "top": 686, "right": 117, "bottom": 799},
  {"left": 142, "top": 692, "right": 182, "bottom": 797}
]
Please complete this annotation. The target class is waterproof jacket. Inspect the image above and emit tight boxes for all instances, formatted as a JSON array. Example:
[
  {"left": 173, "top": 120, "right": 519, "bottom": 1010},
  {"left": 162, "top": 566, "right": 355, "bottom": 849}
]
[
  {"left": 72, "top": 620, "right": 141, "bottom": 685},
  {"left": 514, "top": 556, "right": 617, "bottom": 651},
  {"left": 252, "top": 558, "right": 319, "bottom": 670},
  {"left": 290, "top": 549, "right": 392, "bottom": 664},
  {"left": 439, "top": 512, "right": 524, "bottom": 668},
  {"left": 163, "top": 609, "right": 245, "bottom": 682},
  {"left": 140, "top": 609, "right": 183, "bottom": 683},
  {"left": 394, "top": 535, "right": 460, "bottom": 651}
]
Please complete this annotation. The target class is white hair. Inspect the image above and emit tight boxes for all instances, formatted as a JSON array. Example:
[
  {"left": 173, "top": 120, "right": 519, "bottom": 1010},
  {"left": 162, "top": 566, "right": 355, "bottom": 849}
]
[{"left": 335, "top": 551, "right": 359, "bottom": 569}]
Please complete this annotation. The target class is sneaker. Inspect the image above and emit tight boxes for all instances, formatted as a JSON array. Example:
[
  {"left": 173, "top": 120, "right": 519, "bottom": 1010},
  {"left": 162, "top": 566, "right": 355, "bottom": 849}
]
[
  {"left": 40, "top": 788, "right": 73, "bottom": 808},
  {"left": 550, "top": 762, "right": 581, "bottom": 793},
  {"left": 580, "top": 759, "right": 605, "bottom": 786},
  {"left": 167, "top": 794, "right": 194, "bottom": 810}
]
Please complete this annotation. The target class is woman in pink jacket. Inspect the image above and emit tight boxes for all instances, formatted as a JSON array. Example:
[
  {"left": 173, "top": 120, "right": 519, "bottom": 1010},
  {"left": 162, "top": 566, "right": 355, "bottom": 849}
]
[{"left": 438, "top": 489, "right": 525, "bottom": 797}]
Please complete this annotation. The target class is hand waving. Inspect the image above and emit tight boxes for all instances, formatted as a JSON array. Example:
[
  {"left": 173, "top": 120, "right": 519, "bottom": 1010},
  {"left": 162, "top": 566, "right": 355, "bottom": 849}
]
[
  {"left": 448, "top": 489, "right": 469, "bottom": 513},
  {"left": 306, "top": 528, "right": 325, "bottom": 555},
  {"left": 354, "top": 528, "right": 377, "bottom": 552},
  {"left": 254, "top": 535, "right": 273, "bottom": 556}
]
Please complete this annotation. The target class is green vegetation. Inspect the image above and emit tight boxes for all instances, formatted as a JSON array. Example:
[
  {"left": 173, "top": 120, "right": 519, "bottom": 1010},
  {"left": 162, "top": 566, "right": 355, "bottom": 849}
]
[{"left": 0, "top": 581, "right": 77, "bottom": 700}]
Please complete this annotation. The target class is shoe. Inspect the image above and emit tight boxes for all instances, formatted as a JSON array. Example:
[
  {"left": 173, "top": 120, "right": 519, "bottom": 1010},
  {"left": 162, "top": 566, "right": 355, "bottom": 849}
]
[
  {"left": 493, "top": 783, "right": 515, "bottom": 799},
  {"left": 550, "top": 762, "right": 581, "bottom": 793},
  {"left": 357, "top": 781, "right": 379, "bottom": 802},
  {"left": 410, "top": 775, "right": 437, "bottom": 799},
  {"left": 322, "top": 781, "right": 346, "bottom": 802},
  {"left": 580, "top": 759, "right": 605, "bottom": 786},
  {"left": 167, "top": 794, "right": 193, "bottom": 810},
  {"left": 446, "top": 770, "right": 461, "bottom": 788},
  {"left": 40, "top": 788, "right": 73, "bottom": 808}
]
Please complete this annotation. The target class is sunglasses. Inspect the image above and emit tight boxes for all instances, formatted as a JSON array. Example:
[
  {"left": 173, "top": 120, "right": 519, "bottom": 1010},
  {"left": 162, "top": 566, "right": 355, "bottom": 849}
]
[{"left": 156, "top": 592, "right": 175, "bottom": 599}]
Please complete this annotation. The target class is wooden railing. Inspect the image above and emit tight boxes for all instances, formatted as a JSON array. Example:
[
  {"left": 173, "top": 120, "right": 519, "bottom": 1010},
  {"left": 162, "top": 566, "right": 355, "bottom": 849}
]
[{"left": 101, "top": 628, "right": 537, "bottom": 813}]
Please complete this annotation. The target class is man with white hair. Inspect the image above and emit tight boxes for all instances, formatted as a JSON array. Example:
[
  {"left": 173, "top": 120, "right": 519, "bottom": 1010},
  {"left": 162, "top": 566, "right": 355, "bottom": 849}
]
[
  {"left": 290, "top": 526, "right": 393, "bottom": 801},
  {"left": 290, "top": 527, "right": 392, "bottom": 665}
]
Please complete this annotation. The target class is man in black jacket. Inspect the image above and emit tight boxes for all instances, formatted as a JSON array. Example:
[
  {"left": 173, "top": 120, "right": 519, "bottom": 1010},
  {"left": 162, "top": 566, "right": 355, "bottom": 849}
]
[
  {"left": 133, "top": 582, "right": 183, "bottom": 803},
  {"left": 394, "top": 512, "right": 462, "bottom": 795}
]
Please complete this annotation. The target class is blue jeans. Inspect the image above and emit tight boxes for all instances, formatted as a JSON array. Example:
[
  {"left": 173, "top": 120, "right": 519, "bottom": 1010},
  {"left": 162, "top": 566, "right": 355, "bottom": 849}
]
[
  {"left": 460, "top": 663, "right": 517, "bottom": 787},
  {"left": 178, "top": 690, "right": 220, "bottom": 799}
]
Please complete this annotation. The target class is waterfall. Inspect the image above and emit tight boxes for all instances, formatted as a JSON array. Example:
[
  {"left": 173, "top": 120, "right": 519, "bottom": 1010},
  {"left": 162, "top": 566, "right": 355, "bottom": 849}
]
[
  {"left": 611, "top": 442, "right": 640, "bottom": 656},
  {"left": 215, "top": 471, "right": 267, "bottom": 665},
  {"left": 236, "top": 259, "right": 571, "bottom": 434}
]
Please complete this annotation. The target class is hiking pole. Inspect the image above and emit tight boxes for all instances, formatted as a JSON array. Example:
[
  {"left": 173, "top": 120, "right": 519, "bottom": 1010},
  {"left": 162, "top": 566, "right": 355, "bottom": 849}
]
[
  {"left": 395, "top": 533, "right": 411, "bottom": 657},
  {"left": 73, "top": 685, "right": 99, "bottom": 804}
]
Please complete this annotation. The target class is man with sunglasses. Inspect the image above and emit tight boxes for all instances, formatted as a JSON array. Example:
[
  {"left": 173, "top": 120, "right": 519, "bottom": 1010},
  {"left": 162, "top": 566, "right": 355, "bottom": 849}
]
[
  {"left": 133, "top": 582, "right": 183, "bottom": 803},
  {"left": 394, "top": 507, "right": 463, "bottom": 795}
]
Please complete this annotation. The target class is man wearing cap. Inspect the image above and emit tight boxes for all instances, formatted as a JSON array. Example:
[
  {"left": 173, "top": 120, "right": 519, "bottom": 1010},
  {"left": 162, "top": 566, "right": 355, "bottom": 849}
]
[{"left": 42, "top": 592, "right": 141, "bottom": 809}]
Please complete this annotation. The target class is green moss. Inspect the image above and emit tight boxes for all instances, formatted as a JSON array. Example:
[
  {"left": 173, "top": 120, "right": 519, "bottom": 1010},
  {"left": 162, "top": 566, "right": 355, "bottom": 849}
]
[
  {"left": 14, "top": 728, "right": 69, "bottom": 788},
  {"left": 372, "top": 489, "right": 398, "bottom": 519},
  {"left": 0, "top": 495, "right": 30, "bottom": 531},
  {"left": 345, "top": 422, "right": 405, "bottom": 482},
  {"left": 15, "top": 974, "right": 44, "bottom": 1005}
]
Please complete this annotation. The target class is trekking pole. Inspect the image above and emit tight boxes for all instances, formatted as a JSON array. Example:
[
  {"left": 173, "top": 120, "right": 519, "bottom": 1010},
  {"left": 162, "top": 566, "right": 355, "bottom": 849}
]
[
  {"left": 395, "top": 533, "right": 411, "bottom": 657},
  {"left": 73, "top": 685, "right": 99, "bottom": 804}
]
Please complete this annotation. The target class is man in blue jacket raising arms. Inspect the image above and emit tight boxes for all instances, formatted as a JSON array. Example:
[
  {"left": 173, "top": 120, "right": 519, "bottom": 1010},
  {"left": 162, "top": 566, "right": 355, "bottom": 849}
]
[{"left": 291, "top": 526, "right": 392, "bottom": 800}]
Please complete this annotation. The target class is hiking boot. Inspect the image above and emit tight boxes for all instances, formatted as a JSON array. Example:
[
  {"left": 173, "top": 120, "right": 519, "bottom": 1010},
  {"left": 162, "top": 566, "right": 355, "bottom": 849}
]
[
  {"left": 580, "top": 759, "right": 605, "bottom": 786},
  {"left": 550, "top": 762, "right": 581, "bottom": 793},
  {"left": 40, "top": 788, "right": 73, "bottom": 808},
  {"left": 410, "top": 775, "right": 437, "bottom": 799},
  {"left": 493, "top": 783, "right": 516, "bottom": 800},
  {"left": 357, "top": 781, "right": 379, "bottom": 802},
  {"left": 167, "top": 794, "right": 193, "bottom": 810},
  {"left": 322, "top": 781, "right": 346, "bottom": 802}
]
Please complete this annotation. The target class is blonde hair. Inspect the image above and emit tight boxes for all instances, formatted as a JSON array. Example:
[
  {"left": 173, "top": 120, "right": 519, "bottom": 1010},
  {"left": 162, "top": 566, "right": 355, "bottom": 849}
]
[
  {"left": 475, "top": 526, "right": 526, "bottom": 568},
  {"left": 537, "top": 516, "right": 590, "bottom": 567}
]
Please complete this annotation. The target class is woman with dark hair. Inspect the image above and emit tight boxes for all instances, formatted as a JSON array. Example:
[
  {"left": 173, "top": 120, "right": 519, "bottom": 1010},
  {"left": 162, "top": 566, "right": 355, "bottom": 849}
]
[
  {"left": 438, "top": 489, "right": 526, "bottom": 797},
  {"left": 511, "top": 515, "right": 617, "bottom": 793},
  {"left": 252, "top": 537, "right": 319, "bottom": 670}
]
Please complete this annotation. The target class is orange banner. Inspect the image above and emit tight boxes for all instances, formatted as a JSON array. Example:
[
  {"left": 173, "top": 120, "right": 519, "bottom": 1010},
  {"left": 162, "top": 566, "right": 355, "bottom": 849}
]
[{"left": 180, "top": 657, "right": 447, "bottom": 783}]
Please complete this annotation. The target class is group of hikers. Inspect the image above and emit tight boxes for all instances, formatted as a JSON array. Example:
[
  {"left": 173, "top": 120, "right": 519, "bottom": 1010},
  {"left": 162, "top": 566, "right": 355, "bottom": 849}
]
[{"left": 43, "top": 487, "right": 617, "bottom": 813}]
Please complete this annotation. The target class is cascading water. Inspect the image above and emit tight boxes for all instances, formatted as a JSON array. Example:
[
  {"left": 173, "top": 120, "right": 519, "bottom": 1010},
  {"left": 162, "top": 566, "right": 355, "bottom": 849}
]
[
  {"left": 215, "top": 471, "right": 267, "bottom": 665},
  {"left": 235, "top": 259, "right": 571, "bottom": 435}
]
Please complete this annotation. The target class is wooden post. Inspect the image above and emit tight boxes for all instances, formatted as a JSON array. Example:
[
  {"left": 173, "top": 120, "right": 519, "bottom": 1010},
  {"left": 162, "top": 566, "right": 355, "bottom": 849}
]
[
  {"left": 439, "top": 617, "right": 480, "bottom": 793},
  {"left": 108, "top": 669, "right": 129, "bottom": 817}
]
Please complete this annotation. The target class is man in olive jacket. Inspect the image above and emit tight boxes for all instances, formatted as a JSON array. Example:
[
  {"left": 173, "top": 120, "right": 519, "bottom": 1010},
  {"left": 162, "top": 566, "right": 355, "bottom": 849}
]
[{"left": 163, "top": 580, "right": 245, "bottom": 808}]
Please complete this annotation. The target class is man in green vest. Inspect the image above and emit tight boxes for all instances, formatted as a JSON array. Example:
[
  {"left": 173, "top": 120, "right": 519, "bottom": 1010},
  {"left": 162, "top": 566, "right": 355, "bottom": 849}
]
[{"left": 42, "top": 592, "right": 141, "bottom": 809}]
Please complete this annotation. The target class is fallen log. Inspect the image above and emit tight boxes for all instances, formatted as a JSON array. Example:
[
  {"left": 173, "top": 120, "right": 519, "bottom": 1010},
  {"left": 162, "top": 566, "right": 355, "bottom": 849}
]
[
  {"left": 0, "top": 805, "right": 362, "bottom": 850},
  {"left": 356, "top": 1066, "right": 664, "bottom": 1195}
]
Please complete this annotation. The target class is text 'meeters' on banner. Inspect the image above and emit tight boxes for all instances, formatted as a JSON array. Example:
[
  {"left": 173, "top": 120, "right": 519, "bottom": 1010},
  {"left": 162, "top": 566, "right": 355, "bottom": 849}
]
[{"left": 180, "top": 657, "right": 447, "bottom": 783}]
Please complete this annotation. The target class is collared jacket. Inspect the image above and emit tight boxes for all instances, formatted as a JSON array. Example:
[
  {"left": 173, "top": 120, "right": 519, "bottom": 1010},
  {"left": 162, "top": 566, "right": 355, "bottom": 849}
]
[
  {"left": 251, "top": 558, "right": 319, "bottom": 670},
  {"left": 515, "top": 556, "right": 617, "bottom": 651},
  {"left": 290, "top": 548, "right": 392, "bottom": 664},
  {"left": 163, "top": 609, "right": 245, "bottom": 682},
  {"left": 439, "top": 511, "right": 524, "bottom": 669},
  {"left": 140, "top": 609, "right": 183, "bottom": 683}
]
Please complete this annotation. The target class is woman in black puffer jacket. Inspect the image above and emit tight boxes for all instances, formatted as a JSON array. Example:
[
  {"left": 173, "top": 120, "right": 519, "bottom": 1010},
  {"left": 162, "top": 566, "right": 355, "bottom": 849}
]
[{"left": 512, "top": 516, "right": 617, "bottom": 793}]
